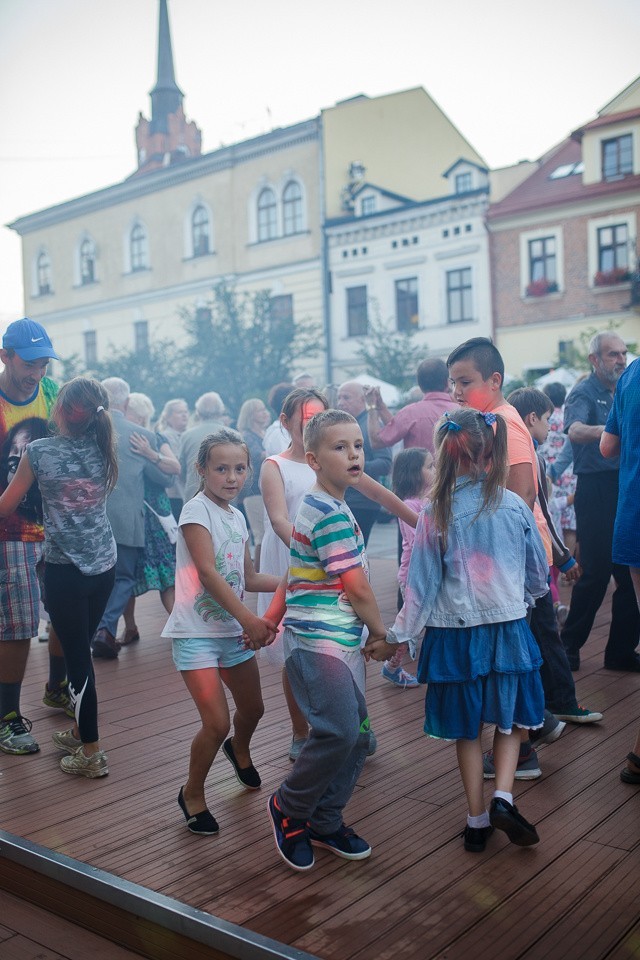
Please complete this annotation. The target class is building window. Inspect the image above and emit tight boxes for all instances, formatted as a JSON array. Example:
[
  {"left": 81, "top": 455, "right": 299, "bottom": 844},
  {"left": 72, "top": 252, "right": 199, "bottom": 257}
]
[
  {"left": 84, "top": 330, "right": 97, "bottom": 366},
  {"left": 361, "top": 195, "right": 376, "bottom": 215},
  {"left": 130, "top": 223, "right": 148, "bottom": 271},
  {"left": 446, "top": 268, "right": 473, "bottom": 323},
  {"left": 529, "top": 236, "right": 556, "bottom": 284},
  {"left": 269, "top": 294, "right": 294, "bottom": 332},
  {"left": 80, "top": 239, "right": 95, "bottom": 284},
  {"left": 257, "top": 188, "right": 277, "bottom": 241},
  {"left": 192, "top": 205, "right": 210, "bottom": 257},
  {"left": 395, "top": 278, "right": 419, "bottom": 332},
  {"left": 597, "top": 223, "right": 628, "bottom": 273},
  {"left": 346, "top": 285, "right": 368, "bottom": 337},
  {"left": 37, "top": 252, "right": 52, "bottom": 295},
  {"left": 602, "top": 134, "right": 633, "bottom": 181},
  {"left": 282, "top": 181, "right": 303, "bottom": 236},
  {"left": 134, "top": 320, "right": 149, "bottom": 353},
  {"left": 455, "top": 172, "right": 472, "bottom": 194}
]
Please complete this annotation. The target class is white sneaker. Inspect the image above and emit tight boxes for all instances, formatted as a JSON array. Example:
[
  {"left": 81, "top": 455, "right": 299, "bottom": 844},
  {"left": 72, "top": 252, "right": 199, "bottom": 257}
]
[
  {"left": 52, "top": 728, "right": 82, "bottom": 754},
  {"left": 60, "top": 746, "right": 108, "bottom": 778}
]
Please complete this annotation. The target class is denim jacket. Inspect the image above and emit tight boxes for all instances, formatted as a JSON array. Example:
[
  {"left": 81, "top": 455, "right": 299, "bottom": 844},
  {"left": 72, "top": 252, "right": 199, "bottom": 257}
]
[{"left": 388, "top": 477, "right": 549, "bottom": 654}]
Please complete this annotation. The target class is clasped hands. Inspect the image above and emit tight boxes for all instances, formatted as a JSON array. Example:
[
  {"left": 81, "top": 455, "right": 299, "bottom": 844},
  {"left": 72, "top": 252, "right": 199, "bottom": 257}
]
[{"left": 241, "top": 616, "right": 279, "bottom": 651}]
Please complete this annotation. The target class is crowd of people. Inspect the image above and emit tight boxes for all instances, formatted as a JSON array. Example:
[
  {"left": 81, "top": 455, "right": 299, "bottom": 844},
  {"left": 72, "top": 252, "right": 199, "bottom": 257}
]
[{"left": 0, "top": 316, "right": 637, "bottom": 869}]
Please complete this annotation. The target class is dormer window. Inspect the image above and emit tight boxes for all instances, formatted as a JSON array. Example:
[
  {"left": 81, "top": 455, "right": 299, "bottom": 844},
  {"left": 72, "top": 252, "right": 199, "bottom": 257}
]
[
  {"left": 602, "top": 134, "right": 633, "bottom": 181},
  {"left": 361, "top": 196, "right": 376, "bottom": 215},
  {"left": 455, "top": 172, "right": 472, "bottom": 194}
]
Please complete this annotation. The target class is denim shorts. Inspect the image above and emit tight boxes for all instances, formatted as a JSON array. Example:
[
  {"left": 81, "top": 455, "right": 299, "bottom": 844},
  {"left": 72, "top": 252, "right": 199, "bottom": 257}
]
[{"left": 171, "top": 635, "right": 255, "bottom": 671}]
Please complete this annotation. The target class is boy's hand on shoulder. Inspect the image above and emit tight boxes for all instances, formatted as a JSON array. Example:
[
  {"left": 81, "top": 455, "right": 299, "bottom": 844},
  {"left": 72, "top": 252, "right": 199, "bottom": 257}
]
[{"left": 363, "top": 634, "right": 395, "bottom": 663}]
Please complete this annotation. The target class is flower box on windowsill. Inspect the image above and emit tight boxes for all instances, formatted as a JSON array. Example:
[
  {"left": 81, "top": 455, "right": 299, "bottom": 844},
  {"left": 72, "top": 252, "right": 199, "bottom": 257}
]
[
  {"left": 525, "top": 279, "right": 559, "bottom": 297},
  {"left": 594, "top": 268, "right": 631, "bottom": 287}
]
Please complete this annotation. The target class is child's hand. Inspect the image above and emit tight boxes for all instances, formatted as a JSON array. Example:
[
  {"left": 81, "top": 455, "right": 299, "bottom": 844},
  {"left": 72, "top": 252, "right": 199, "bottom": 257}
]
[
  {"left": 562, "top": 562, "right": 582, "bottom": 584},
  {"left": 363, "top": 634, "right": 396, "bottom": 663},
  {"left": 242, "top": 614, "right": 276, "bottom": 650},
  {"left": 260, "top": 618, "right": 278, "bottom": 646}
]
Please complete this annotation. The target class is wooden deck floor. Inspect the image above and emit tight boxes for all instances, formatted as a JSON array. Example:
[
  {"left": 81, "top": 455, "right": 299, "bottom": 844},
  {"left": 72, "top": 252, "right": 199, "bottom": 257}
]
[{"left": 1, "top": 522, "right": 639, "bottom": 960}]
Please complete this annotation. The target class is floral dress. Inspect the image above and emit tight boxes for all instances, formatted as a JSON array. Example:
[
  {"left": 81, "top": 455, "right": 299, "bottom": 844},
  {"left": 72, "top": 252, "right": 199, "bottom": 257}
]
[{"left": 539, "top": 407, "right": 576, "bottom": 531}]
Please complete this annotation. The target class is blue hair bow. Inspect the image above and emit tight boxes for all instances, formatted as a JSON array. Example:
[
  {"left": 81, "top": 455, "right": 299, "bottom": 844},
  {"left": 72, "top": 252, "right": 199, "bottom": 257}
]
[
  {"left": 480, "top": 412, "right": 497, "bottom": 427},
  {"left": 439, "top": 411, "right": 462, "bottom": 433}
]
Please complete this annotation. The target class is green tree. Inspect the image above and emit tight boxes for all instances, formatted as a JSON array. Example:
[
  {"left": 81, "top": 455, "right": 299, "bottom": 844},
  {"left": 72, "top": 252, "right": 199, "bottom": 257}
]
[
  {"left": 355, "top": 313, "right": 421, "bottom": 392},
  {"left": 179, "top": 282, "right": 321, "bottom": 415}
]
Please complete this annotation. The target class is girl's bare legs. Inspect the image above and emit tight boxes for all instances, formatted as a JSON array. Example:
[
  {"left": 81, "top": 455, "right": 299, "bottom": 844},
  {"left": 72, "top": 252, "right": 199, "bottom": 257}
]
[
  {"left": 282, "top": 667, "right": 309, "bottom": 741},
  {"left": 180, "top": 667, "right": 231, "bottom": 814},
  {"left": 492, "top": 728, "right": 521, "bottom": 793},
  {"left": 219, "top": 657, "right": 265, "bottom": 769},
  {"left": 160, "top": 585, "right": 175, "bottom": 615},
  {"left": 456, "top": 734, "right": 485, "bottom": 816}
]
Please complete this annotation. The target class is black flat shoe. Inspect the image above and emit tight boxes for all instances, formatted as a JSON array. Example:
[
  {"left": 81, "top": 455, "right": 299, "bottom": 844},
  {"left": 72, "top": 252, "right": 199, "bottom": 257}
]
[
  {"left": 604, "top": 656, "right": 640, "bottom": 673},
  {"left": 222, "top": 738, "right": 261, "bottom": 790},
  {"left": 489, "top": 797, "right": 539, "bottom": 846},
  {"left": 463, "top": 824, "right": 494, "bottom": 852},
  {"left": 178, "top": 787, "right": 219, "bottom": 835}
]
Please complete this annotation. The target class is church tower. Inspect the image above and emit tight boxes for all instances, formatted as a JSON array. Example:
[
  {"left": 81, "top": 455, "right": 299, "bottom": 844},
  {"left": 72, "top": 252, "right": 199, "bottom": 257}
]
[{"left": 132, "top": 0, "right": 202, "bottom": 176}]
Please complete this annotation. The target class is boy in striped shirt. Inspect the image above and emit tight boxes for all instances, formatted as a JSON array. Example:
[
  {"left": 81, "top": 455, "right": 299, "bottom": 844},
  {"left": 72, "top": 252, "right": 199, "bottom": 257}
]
[{"left": 264, "top": 409, "right": 386, "bottom": 871}]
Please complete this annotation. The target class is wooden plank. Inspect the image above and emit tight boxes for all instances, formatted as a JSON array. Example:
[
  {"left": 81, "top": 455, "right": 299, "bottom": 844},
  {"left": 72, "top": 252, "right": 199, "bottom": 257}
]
[{"left": 0, "top": 521, "right": 637, "bottom": 960}]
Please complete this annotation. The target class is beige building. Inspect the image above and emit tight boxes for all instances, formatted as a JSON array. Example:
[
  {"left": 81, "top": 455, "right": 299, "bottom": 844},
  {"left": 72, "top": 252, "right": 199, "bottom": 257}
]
[{"left": 9, "top": 1, "right": 488, "bottom": 391}]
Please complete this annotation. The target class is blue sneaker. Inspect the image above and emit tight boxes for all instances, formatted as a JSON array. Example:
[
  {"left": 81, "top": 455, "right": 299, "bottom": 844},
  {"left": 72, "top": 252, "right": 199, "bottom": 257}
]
[
  {"left": 308, "top": 823, "right": 372, "bottom": 860},
  {"left": 381, "top": 664, "right": 419, "bottom": 688},
  {"left": 268, "top": 793, "right": 314, "bottom": 871}
]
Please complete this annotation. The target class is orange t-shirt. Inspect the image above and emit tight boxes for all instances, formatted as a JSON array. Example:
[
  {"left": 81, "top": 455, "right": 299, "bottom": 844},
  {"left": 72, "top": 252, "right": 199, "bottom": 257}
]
[{"left": 494, "top": 401, "right": 553, "bottom": 565}]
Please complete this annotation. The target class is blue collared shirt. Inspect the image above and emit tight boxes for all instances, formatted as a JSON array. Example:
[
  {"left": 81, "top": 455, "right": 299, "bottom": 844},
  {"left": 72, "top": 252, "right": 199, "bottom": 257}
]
[
  {"left": 564, "top": 372, "right": 618, "bottom": 473},
  {"left": 388, "top": 476, "right": 549, "bottom": 652}
]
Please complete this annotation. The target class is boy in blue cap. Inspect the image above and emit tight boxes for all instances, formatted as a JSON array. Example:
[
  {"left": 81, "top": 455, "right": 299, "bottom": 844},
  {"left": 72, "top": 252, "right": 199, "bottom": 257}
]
[{"left": 0, "top": 318, "right": 68, "bottom": 755}]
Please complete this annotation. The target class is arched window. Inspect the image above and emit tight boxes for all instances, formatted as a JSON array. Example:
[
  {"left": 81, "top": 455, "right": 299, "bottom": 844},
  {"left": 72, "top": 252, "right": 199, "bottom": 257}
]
[
  {"left": 130, "top": 223, "right": 148, "bottom": 272},
  {"left": 282, "top": 181, "right": 303, "bottom": 236},
  {"left": 37, "top": 252, "right": 52, "bottom": 295},
  {"left": 80, "top": 238, "right": 95, "bottom": 284},
  {"left": 257, "top": 187, "right": 277, "bottom": 242},
  {"left": 192, "top": 204, "right": 210, "bottom": 257}
]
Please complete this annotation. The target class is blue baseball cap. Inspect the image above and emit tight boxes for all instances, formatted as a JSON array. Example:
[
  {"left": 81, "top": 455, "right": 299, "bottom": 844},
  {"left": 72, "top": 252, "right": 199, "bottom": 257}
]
[{"left": 2, "top": 318, "right": 60, "bottom": 361}]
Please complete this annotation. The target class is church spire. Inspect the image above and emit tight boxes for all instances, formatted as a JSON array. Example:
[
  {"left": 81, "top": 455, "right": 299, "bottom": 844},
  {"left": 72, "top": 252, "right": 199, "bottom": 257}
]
[
  {"left": 132, "top": 0, "right": 202, "bottom": 177},
  {"left": 149, "top": 0, "right": 183, "bottom": 134}
]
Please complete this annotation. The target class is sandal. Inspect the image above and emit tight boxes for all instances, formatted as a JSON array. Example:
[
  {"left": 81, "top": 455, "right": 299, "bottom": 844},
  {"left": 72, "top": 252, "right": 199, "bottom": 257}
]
[{"left": 620, "top": 751, "right": 640, "bottom": 785}]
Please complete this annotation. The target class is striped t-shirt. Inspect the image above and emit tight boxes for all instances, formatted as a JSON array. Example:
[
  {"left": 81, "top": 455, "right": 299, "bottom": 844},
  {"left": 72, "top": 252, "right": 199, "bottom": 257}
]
[{"left": 284, "top": 490, "right": 368, "bottom": 648}]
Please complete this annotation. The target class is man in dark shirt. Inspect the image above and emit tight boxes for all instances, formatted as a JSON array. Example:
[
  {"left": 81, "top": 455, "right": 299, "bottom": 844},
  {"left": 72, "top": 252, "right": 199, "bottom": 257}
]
[
  {"left": 337, "top": 381, "right": 392, "bottom": 546},
  {"left": 561, "top": 332, "right": 640, "bottom": 671}
]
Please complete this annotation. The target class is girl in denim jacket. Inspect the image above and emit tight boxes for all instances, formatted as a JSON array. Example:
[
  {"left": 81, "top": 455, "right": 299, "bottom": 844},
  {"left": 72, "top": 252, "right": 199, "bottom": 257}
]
[{"left": 366, "top": 407, "right": 548, "bottom": 853}]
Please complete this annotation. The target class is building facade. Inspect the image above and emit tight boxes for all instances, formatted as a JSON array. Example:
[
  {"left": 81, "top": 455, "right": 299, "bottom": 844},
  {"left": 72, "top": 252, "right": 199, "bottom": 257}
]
[
  {"left": 9, "top": 2, "right": 491, "bottom": 391},
  {"left": 326, "top": 160, "right": 492, "bottom": 382},
  {"left": 489, "top": 77, "right": 640, "bottom": 377}
]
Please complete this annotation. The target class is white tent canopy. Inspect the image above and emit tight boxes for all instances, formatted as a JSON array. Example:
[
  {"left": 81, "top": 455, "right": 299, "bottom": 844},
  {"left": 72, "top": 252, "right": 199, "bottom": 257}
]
[
  {"left": 534, "top": 367, "right": 580, "bottom": 390},
  {"left": 350, "top": 374, "right": 401, "bottom": 406}
]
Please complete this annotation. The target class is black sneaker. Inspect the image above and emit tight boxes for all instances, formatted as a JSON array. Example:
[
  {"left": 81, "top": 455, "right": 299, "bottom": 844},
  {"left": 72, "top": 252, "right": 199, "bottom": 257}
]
[
  {"left": 463, "top": 824, "right": 494, "bottom": 852},
  {"left": 308, "top": 823, "right": 372, "bottom": 860},
  {"left": 268, "top": 793, "right": 314, "bottom": 871},
  {"left": 489, "top": 797, "right": 539, "bottom": 846}
]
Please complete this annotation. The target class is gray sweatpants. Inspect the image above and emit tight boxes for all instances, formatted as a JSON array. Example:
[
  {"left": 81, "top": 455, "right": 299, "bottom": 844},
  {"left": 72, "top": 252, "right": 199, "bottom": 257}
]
[{"left": 277, "top": 635, "right": 371, "bottom": 834}]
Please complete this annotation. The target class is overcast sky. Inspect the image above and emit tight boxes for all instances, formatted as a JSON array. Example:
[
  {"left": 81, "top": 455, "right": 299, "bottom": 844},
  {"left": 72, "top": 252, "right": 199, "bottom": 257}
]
[{"left": 1, "top": 0, "right": 638, "bottom": 330}]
